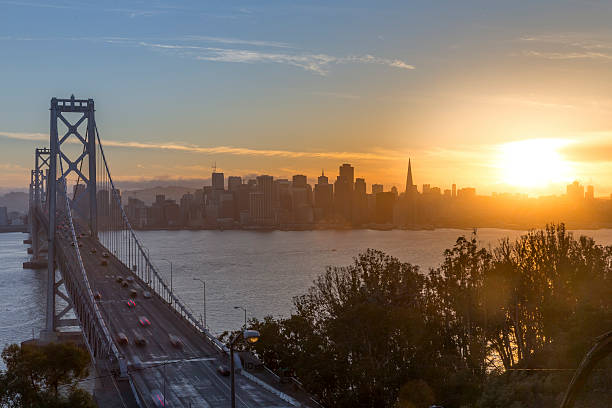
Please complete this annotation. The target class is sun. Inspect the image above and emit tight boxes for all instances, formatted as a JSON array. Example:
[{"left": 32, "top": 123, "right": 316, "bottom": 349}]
[{"left": 497, "top": 138, "right": 574, "bottom": 189}]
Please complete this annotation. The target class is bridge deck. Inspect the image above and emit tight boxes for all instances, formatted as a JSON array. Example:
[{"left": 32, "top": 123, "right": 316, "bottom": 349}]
[{"left": 55, "top": 229, "right": 292, "bottom": 408}]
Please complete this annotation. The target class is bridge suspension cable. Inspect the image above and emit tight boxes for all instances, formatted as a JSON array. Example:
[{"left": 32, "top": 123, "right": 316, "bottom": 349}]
[{"left": 94, "top": 125, "right": 228, "bottom": 354}]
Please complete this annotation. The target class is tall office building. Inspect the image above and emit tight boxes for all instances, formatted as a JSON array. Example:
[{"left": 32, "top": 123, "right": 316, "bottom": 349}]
[
  {"left": 567, "top": 181, "right": 584, "bottom": 201},
  {"left": 405, "top": 159, "right": 417, "bottom": 194},
  {"left": 355, "top": 178, "right": 366, "bottom": 195},
  {"left": 334, "top": 164, "right": 354, "bottom": 222},
  {"left": 314, "top": 170, "right": 333, "bottom": 220},
  {"left": 292, "top": 174, "right": 307, "bottom": 188},
  {"left": 353, "top": 178, "right": 368, "bottom": 224},
  {"left": 452, "top": 183, "right": 457, "bottom": 198},
  {"left": 586, "top": 185, "right": 594, "bottom": 200},
  {"left": 317, "top": 170, "right": 328, "bottom": 185},
  {"left": 212, "top": 172, "right": 224, "bottom": 190},
  {"left": 249, "top": 192, "right": 265, "bottom": 222},
  {"left": 228, "top": 176, "right": 242, "bottom": 192},
  {"left": 372, "top": 184, "right": 383, "bottom": 195},
  {"left": 339, "top": 164, "right": 354, "bottom": 186},
  {"left": 256, "top": 175, "right": 274, "bottom": 221}
]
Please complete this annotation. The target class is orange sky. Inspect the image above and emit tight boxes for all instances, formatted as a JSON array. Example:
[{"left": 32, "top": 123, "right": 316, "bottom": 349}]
[{"left": 2, "top": 3, "right": 612, "bottom": 196}]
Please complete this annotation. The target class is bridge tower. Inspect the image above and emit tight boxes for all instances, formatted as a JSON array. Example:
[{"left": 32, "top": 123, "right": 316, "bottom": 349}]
[
  {"left": 31, "top": 147, "right": 50, "bottom": 260},
  {"left": 45, "top": 96, "right": 97, "bottom": 333}
]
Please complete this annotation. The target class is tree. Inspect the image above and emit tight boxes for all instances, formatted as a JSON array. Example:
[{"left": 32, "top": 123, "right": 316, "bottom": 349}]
[
  {"left": 0, "top": 342, "right": 96, "bottom": 408},
  {"left": 250, "top": 225, "right": 612, "bottom": 407}
]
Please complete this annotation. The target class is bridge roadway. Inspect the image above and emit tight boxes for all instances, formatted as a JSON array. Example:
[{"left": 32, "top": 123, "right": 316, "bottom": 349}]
[{"left": 55, "top": 228, "right": 291, "bottom": 408}]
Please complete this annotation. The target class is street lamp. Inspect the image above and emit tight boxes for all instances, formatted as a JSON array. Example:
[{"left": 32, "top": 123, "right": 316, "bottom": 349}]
[
  {"left": 229, "top": 329, "right": 260, "bottom": 408},
  {"left": 193, "top": 278, "right": 206, "bottom": 329},
  {"left": 161, "top": 258, "right": 173, "bottom": 304},
  {"left": 234, "top": 306, "right": 247, "bottom": 328}
]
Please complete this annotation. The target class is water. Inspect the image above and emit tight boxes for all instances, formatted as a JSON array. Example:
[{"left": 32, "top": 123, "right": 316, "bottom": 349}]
[
  {"left": 4, "top": 228, "right": 612, "bottom": 348},
  {"left": 0, "top": 232, "right": 47, "bottom": 352}
]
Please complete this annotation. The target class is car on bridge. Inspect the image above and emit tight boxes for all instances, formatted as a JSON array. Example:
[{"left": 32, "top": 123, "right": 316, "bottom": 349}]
[
  {"left": 126, "top": 299, "right": 136, "bottom": 308},
  {"left": 169, "top": 334, "right": 183, "bottom": 348},
  {"left": 102, "top": 252, "right": 109, "bottom": 258},
  {"left": 117, "top": 332, "right": 128, "bottom": 345},
  {"left": 151, "top": 389, "right": 165, "bottom": 407},
  {"left": 129, "top": 289, "right": 138, "bottom": 298},
  {"left": 134, "top": 332, "right": 147, "bottom": 346},
  {"left": 94, "top": 291, "right": 102, "bottom": 300},
  {"left": 90, "top": 248, "right": 96, "bottom": 254},
  {"left": 101, "top": 259, "right": 108, "bottom": 266},
  {"left": 217, "top": 364, "right": 230, "bottom": 376},
  {"left": 138, "top": 316, "right": 151, "bottom": 327},
  {"left": 143, "top": 291, "right": 152, "bottom": 299}
]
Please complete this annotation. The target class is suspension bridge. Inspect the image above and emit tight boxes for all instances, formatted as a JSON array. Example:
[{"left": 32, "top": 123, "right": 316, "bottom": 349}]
[{"left": 25, "top": 96, "right": 315, "bottom": 408}]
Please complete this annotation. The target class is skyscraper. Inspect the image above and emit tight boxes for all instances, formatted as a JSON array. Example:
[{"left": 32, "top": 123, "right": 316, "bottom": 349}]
[
  {"left": 314, "top": 171, "right": 333, "bottom": 220},
  {"left": 339, "top": 164, "right": 354, "bottom": 186},
  {"left": 317, "top": 170, "right": 328, "bottom": 185},
  {"left": 353, "top": 178, "right": 368, "bottom": 224},
  {"left": 228, "top": 176, "right": 242, "bottom": 192},
  {"left": 256, "top": 175, "right": 274, "bottom": 222},
  {"left": 405, "top": 159, "right": 417, "bottom": 194},
  {"left": 212, "top": 171, "right": 224, "bottom": 190},
  {"left": 372, "top": 184, "right": 383, "bottom": 195},
  {"left": 292, "top": 174, "right": 307, "bottom": 188},
  {"left": 334, "top": 164, "right": 354, "bottom": 222}
]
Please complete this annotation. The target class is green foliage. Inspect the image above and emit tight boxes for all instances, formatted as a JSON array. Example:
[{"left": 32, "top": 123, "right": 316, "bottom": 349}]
[
  {"left": 251, "top": 224, "right": 612, "bottom": 408},
  {"left": 0, "top": 342, "right": 96, "bottom": 408}
]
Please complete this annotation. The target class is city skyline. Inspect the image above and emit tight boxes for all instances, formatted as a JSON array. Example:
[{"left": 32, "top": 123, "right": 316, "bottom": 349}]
[{"left": 3, "top": 2, "right": 612, "bottom": 195}]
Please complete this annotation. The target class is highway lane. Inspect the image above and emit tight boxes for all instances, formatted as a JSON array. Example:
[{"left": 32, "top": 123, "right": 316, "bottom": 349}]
[{"left": 56, "top": 229, "right": 291, "bottom": 408}]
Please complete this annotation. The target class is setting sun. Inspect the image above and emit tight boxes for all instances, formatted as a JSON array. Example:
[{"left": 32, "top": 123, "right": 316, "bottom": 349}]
[{"left": 498, "top": 138, "right": 574, "bottom": 189}]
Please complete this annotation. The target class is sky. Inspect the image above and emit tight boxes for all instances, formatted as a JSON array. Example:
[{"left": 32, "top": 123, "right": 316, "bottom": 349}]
[{"left": 2, "top": 0, "right": 612, "bottom": 196}]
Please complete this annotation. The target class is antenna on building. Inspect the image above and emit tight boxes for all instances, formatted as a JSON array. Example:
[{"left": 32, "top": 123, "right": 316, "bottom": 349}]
[{"left": 212, "top": 162, "right": 217, "bottom": 173}]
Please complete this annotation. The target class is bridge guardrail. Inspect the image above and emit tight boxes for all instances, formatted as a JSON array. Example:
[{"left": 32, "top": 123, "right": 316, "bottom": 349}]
[
  {"left": 56, "top": 180, "right": 127, "bottom": 377},
  {"left": 95, "top": 127, "right": 230, "bottom": 357}
]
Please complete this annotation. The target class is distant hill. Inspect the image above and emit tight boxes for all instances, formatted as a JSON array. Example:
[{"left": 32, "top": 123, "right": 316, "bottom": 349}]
[
  {"left": 122, "top": 186, "right": 196, "bottom": 205},
  {"left": 0, "top": 192, "right": 28, "bottom": 213}
]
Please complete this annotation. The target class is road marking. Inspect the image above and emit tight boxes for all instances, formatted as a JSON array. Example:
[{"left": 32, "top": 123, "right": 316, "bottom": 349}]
[{"left": 135, "top": 357, "right": 216, "bottom": 366}]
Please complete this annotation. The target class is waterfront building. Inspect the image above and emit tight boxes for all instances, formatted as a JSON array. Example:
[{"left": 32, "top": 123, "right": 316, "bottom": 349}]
[{"left": 375, "top": 192, "right": 395, "bottom": 224}]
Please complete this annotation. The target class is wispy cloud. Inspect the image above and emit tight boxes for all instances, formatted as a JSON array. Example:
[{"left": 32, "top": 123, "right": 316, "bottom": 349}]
[
  {"left": 0, "top": 131, "right": 405, "bottom": 161},
  {"left": 311, "top": 91, "right": 361, "bottom": 100},
  {"left": 0, "top": 35, "right": 414, "bottom": 75},
  {"left": 180, "top": 35, "right": 291, "bottom": 48},
  {"left": 521, "top": 50, "right": 612, "bottom": 60},
  {"left": 139, "top": 41, "right": 414, "bottom": 75},
  {"left": 519, "top": 33, "right": 612, "bottom": 62}
]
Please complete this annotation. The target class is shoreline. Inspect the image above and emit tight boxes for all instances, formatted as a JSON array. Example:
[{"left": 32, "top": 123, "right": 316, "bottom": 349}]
[{"left": 131, "top": 223, "right": 612, "bottom": 233}]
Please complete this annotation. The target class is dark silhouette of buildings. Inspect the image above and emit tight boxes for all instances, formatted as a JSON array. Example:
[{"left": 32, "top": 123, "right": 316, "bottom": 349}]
[{"left": 121, "top": 160, "right": 612, "bottom": 230}]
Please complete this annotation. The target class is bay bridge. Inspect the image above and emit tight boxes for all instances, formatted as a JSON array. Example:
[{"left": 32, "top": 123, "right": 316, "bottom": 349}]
[{"left": 26, "top": 96, "right": 316, "bottom": 407}]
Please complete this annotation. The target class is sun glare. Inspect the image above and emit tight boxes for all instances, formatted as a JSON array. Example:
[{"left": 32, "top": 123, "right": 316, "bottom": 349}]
[{"left": 498, "top": 138, "right": 574, "bottom": 189}]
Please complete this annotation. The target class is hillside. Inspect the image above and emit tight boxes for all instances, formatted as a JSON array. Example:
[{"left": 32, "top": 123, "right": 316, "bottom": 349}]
[
  {"left": 0, "top": 192, "right": 28, "bottom": 213},
  {"left": 122, "top": 186, "right": 196, "bottom": 205}
]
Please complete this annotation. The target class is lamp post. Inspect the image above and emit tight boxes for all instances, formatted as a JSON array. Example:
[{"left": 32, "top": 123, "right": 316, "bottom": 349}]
[
  {"left": 161, "top": 259, "right": 173, "bottom": 304},
  {"left": 193, "top": 278, "right": 206, "bottom": 329},
  {"left": 229, "top": 329, "right": 260, "bottom": 408},
  {"left": 234, "top": 306, "right": 247, "bottom": 328}
]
